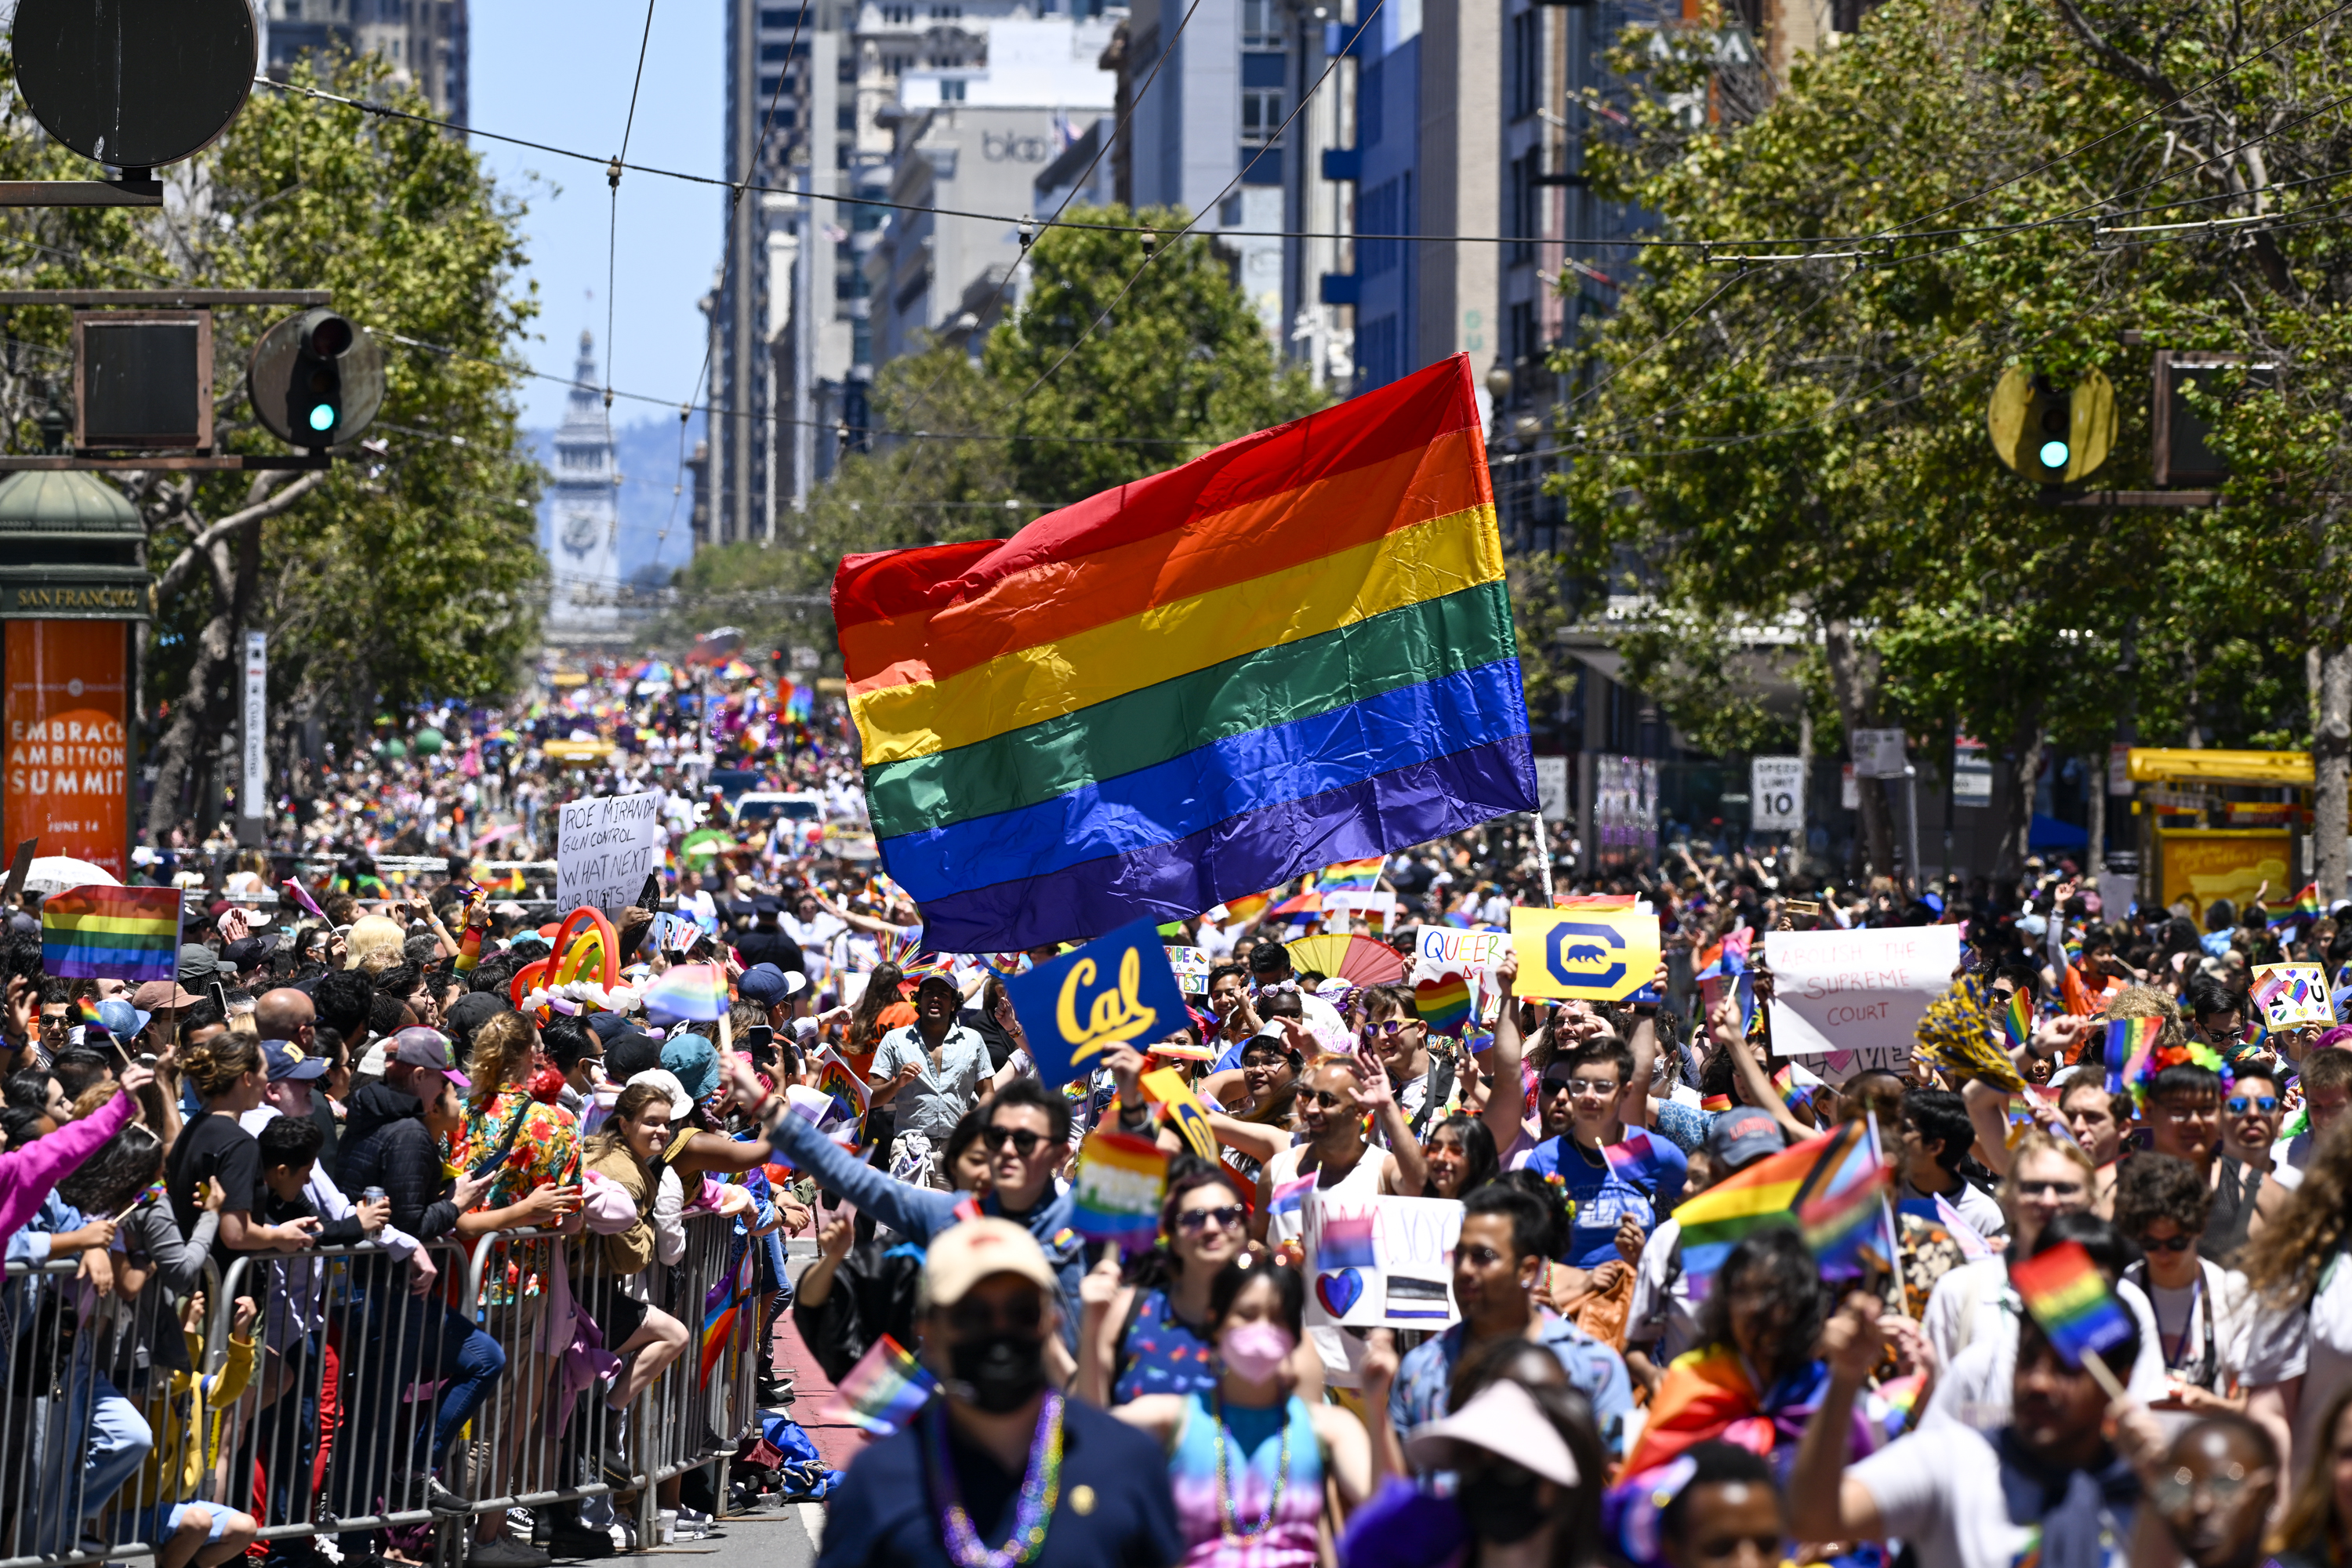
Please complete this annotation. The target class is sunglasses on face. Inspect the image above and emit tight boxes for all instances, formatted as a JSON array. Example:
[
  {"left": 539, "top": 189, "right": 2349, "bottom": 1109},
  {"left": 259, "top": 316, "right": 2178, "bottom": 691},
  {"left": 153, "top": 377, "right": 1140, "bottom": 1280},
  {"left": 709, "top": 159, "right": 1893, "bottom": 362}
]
[
  {"left": 2227, "top": 1096, "right": 2280, "bottom": 1114},
  {"left": 2014, "top": 1179, "right": 2085, "bottom": 1198},
  {"left": 1363, "top": 1019, "right": 1417, "bottom": 1038},
  {"left": 2141, "top": 1232, "right": 2196, "bottom": 1253},
  {"left": 1548, "top": 1077, "right": 1619, "bottom": 1098},
  {"left": 946, "top": 1293, "right": 1046, "bottom": 1338},
  {"left": 979, "top": 1126, "right": 1048, "bottom": 1156},
  {"left": 1298, "top": 1087, "right": 1348, "bottom": 1110},
  {"left": 1176, "top": 1204, "right": 1247, "bottom": 1234}
]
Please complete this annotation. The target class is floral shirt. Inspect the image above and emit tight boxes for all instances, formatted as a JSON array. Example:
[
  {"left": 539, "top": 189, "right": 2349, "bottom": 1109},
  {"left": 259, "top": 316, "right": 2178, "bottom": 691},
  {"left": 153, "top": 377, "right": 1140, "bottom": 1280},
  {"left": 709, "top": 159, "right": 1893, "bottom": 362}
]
[{"left": 451, "top": 1087, "right": 580, "bottom": 1302}]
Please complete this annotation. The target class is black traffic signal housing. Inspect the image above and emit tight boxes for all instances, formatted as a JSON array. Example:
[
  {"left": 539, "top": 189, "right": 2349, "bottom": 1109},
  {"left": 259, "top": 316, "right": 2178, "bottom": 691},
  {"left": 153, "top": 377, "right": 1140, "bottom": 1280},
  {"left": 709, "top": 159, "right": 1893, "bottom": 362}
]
[
  {"left": 287, "top": 312, "right": 354, "bottom": 445},
  {"left": 247, "top": 307, "right": 384, "bottom": 450}
]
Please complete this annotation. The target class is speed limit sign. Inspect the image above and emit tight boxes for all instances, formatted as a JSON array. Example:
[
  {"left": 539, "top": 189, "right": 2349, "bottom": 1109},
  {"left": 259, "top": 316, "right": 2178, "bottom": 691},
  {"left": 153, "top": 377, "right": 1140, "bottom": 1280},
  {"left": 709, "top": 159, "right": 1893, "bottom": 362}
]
[{"left": 1751, "top": 757, "right": 1806, "bottom": 831}]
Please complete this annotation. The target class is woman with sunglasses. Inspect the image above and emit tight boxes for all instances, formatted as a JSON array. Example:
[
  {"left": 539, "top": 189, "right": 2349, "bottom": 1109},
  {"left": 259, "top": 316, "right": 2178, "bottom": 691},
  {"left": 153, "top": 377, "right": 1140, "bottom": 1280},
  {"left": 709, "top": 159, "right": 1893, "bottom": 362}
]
[
  {"left": 2221, "top": 1064, "right": 2288, "bottom": 1188},
  {"left": 2115, "top": 1152, "right": 2258, "bottom": 1414},
  {"left": 1077, "top": 1162, "right": 1259, "bottom": 1407},
  {"left": 1110, "top": 1260, "right": 1371, "bottom": 1568}
]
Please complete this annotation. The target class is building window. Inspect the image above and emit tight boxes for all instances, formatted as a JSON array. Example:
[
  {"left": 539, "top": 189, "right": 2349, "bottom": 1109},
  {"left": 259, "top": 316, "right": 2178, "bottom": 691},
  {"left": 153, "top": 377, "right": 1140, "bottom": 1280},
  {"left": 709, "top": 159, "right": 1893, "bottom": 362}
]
[
  {"left": 1509, "top": 149, "right": 1541, "bottom": 264},
  {"left": 761, "top": 41, "right": 797, "bottom": 59},
  {"left": 1508, "top": 299, "right": 1536, "bottom": 365},
  {"left": 880, "top": 4, "right": 913, "bottom": 21},
  {"left": 928, "top": 3, "right": 962, "bottom": 16},
  {"left": 1241, "top": 0, "right": 1282, "bottom": 47},
  {"left": 1240, "top": 87, "right": 1284, "bottom": 143},
  {"left": 1359, "top": 56, "right": 1383, "bottom": 148},
  {"left": 760, "top": 7, "right": 807, "bottom": 28},
  {"left": 939, "top": 77, "right": 966, "bottom": 99},
  {"left": 1508, "top": 10, "right": 1540, "bottom": 121}
]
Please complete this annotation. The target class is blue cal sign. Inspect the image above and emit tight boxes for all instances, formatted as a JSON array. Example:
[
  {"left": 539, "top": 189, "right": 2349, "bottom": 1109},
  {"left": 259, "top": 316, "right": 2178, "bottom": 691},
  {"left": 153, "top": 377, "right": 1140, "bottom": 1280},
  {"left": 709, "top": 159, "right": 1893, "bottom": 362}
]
[{"left": 1003, "top": 916, "right": 1192, "bottom": 1087}]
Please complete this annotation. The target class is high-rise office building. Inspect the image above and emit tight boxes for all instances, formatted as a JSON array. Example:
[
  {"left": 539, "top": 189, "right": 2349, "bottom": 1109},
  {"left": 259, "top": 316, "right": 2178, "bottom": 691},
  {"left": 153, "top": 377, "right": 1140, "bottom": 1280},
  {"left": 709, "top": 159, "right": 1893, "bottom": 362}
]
[{"left": 260, "top": 0, "right": 469, "bottom": 122}]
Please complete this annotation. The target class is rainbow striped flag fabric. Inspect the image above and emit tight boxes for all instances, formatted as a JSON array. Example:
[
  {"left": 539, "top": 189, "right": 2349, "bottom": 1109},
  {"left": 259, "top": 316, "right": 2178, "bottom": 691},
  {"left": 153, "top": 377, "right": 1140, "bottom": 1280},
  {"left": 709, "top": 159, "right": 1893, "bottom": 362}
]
[
  {"left": 2104, "top": 1015, "right": 2163, "bottom": 1096},
  {"left": 826, "top": 1334, "right": 938, "bottom": 1436},
  {"left": 1070, "top": 1131, "right": 1171, "bottom": 1247},
  {"left": 42, "top": 885, "right": 183, "bottom": 983},
  {"left": 1669, "top": 1120, "right": 1886, "bottom": 1298},
  {"left": 833, "top": 356, "right": 1535, "bottom": 952},
  {"left": 2271, "top": 883, "right": 2322, "bottom": 931},
  {"left": 2012, "top": 1238, "right": 2134, "bottom": 1368},
  {"left": 1315, "top": 856, "right": 1387, "bottom": 891}
]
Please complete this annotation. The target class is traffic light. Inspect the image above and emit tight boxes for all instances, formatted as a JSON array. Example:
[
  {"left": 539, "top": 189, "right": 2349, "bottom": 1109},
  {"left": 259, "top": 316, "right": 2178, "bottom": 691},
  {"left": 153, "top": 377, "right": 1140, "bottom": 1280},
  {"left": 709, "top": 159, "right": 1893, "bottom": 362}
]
[
  {"left": 247, "top": 307, "right": 384, "bottom": 449},
  {"left": 1988, "top": 365, "right": 2114, "bottom": 485}
]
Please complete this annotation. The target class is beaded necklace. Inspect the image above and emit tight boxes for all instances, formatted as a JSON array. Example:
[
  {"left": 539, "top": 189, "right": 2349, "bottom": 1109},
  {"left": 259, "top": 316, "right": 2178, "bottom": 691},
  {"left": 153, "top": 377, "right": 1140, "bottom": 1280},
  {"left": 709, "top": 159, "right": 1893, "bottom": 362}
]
[
  {"left": 927, "top": 1392, "right": 1065, "bottom": 1568},
  {"left": 1213, "top": 1388, "right": 1291, "bottom": 1542}
]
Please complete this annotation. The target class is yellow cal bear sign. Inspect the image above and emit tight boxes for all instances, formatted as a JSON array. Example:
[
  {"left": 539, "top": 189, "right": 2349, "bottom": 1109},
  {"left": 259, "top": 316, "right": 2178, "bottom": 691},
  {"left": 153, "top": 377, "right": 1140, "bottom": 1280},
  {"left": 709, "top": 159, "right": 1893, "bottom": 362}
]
[
  {"left": 1508, "top": 907, "right": 1663, "bottom": 1002},
  {"left": 1004, "top": 916, "right": 1194, "bottom": 1087}
]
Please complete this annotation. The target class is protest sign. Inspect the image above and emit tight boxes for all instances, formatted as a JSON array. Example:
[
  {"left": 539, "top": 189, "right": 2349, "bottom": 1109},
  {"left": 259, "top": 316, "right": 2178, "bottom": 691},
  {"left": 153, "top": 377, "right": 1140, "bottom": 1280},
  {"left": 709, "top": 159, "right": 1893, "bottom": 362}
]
[
  {"left": 1167, "top": 945, "right": 1211, "bottom": 994},
  {"left": 1410, "top": 925, "right": 1510, "bottom": 985},
  {"left": 1763, "top": 925, "right": 1962, "bottom": 1058},
  {"left": 1070, "top": 1131, "right": 1170, "bottom": 1248},
  {"left": 1003, "top": 916, "right": 1190, "bottom": 1087},
  {"left": 1301, "top": 1190, "right": 1465, "bottom": 1329},
  {"left": 1509, "top": 906, "right": 1663, "bottom": 1003},
  {"left": 2252, "top": 963, "right": 2335, "bottom": 1029},
  {"left": 555, "top": 789, "right": 663, "bottom": 916},
  {"left": 1139, "top": 1066, "right": 1219, "bottom": 1161}
]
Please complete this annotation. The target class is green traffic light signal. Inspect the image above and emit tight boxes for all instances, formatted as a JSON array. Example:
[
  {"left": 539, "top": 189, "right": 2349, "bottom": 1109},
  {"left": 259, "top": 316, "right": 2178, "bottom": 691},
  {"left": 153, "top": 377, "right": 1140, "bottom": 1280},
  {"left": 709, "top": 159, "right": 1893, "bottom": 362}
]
[
  {"left": 307, "top": 401, "right": 336, "bottom": 432},
  {"left": 2039, "top": 438, "right": 2071, "bottom": 468}
]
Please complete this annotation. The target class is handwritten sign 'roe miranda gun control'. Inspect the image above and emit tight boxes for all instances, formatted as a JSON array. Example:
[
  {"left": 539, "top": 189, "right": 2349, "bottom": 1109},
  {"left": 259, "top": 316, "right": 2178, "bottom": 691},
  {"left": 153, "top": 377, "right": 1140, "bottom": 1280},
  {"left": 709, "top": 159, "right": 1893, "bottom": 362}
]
[
  {"left": 555, "top": 789, "right": 663, "bottom": 916},
  {"left": 1762, "top": 925, "right": 1961, "bottom": 1061}
]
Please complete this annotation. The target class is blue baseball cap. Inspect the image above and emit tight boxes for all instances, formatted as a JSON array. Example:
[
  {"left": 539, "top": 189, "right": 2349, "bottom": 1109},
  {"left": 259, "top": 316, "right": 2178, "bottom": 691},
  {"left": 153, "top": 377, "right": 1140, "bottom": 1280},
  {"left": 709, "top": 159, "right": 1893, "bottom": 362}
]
[
  {"left": 262, "top": 1039, "right": 328, "bottom": 1082},
  {"left": 661, "top": 1033, "right": 720, "bottom": 1102},
  {"left": 96, "top": 997, "right": 151, "bottom": 1041}
]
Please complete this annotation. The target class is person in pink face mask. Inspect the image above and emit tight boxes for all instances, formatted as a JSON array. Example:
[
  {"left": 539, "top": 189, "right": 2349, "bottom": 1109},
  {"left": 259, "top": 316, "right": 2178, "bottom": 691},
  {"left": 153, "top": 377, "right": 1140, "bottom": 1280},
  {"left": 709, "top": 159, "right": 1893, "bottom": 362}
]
[{"left": 1111, "top": 1261, "right": 1373, "bottom": 1568}]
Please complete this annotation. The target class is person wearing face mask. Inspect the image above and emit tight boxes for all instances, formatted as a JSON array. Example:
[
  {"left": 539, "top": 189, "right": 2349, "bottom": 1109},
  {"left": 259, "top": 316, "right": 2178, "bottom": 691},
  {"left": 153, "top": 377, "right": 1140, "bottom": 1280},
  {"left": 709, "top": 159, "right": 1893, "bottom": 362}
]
[
  {"left": 1077, "top": 1164, "right": 1259, "bottom": 1407},
  {"left": 1110, "top": 1260, "right": 1371, "bottom": 1568},
  {"left": 815, "top": 1218, "right": 1184, "bottom": 1568},
  {"left": 1398, "top": 1356, "right": 1602, "bottom": 1568}
]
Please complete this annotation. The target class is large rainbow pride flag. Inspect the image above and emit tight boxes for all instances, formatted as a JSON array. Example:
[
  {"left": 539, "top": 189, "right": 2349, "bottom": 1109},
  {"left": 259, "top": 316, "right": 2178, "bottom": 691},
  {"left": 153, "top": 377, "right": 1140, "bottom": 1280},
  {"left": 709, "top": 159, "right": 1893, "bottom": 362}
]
[{"left": 833, "top": 356, "right": 1535, "bottom": 952}]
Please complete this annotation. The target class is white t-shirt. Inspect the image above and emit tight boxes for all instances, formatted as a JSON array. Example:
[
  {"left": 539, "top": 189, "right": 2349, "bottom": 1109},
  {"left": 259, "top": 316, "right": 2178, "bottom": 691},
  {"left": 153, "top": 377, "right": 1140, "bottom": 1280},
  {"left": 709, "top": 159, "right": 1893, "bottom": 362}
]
[
  {"left": 2125, "top": 1258, "right": 2255, "bottom": 1400},
  {"left": 2238, "top": 1247, "right": 2352, "bottom": 1463},
  {"left": 1626, "top": 1217, "right": 1701, "bottom": 1364},
  {"left": 1922, "top": 1272, "right": 2168, "bottom": 1431},
  {"left": 1852, "top": 1422, "right": 2124, "bottom": 1568},
  {"left": 1268, "top": 1140, "right": 1389, "bottom": 1388},
  {"left": 1901, "top": 1179, "right": 2009, "bottom": 1243}
]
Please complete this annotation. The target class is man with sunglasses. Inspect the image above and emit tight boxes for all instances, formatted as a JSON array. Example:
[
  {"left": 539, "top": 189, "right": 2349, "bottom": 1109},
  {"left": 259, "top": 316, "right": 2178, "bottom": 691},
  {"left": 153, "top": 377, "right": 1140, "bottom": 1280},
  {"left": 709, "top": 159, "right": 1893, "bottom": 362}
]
[
  {"left": 1359, "top": 984, "right": 1450, "bottom": 1141},
  {"left": 1518, "top": 1036, "right": 1686, "bottom": 1280},
  {"left": 816, "top": 1218, "right": 1182, "bottom": 1568},
  {"left": 2218, "top": 1065, "right": 2285, "bottom": 1189},
  {"left": 726, "top": 1054, "right": 1091, "bottom": 1348},
  {"left": 2114, "top": 1152, "right": 2256, "bottom": 1410},
  {"left": 2132, "top": 1041, "right": 2287, "bottom": 1261}
]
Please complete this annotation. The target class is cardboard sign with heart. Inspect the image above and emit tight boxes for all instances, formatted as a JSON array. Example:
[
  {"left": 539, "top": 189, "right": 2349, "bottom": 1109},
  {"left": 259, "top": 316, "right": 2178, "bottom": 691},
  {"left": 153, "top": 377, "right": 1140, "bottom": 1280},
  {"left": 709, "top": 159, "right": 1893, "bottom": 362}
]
[{"left": 1301, "top": 1190, "right": 1464, "bottom": 1329}]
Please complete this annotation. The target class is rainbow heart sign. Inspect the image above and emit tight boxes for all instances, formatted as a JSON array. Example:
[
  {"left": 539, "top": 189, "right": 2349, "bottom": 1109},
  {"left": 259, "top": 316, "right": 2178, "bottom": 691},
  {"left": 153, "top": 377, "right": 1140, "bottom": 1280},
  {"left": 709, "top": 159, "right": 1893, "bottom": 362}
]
[
  {"left": 1316, "top": 1269, "right": 1364, "bottom": 1317},
  {"left": 1414, "top": 971, "right": 1473, "bottom": 1035}
]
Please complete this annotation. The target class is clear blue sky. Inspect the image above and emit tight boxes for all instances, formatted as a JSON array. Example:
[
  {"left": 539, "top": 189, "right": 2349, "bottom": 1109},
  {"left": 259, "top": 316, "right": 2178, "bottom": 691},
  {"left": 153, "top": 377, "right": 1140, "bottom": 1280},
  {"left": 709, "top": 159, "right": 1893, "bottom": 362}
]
[{"left": 471, "top": 1, "right": 723, "bottom": 431}]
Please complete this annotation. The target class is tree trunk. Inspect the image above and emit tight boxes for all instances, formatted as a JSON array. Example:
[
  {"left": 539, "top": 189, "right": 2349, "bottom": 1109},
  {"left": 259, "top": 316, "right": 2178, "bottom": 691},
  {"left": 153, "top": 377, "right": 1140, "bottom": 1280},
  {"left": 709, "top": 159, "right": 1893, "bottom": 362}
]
[
  {"left": 2086, "top": 750, "right": 2107, "bottom": 877},
  {"left": 2318, "top": 643, "right": 2351, "bottom": 902},
  {"left": 1820, "top": 616, "right": 1895, "bottom": 877},
  {"left": 143, "top": 519, "right": 266, "bottom": 842},
  {"left": 1993, "top": 713, "right": 2047, "bottom": 878}
]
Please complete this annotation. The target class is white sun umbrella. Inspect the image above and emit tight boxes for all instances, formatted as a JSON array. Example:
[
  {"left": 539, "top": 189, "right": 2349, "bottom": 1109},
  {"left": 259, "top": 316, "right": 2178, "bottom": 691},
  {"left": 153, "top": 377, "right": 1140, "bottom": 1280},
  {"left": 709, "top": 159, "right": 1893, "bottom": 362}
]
[{"left": 24, "top": 856, "right": 122, "bottom": 896}]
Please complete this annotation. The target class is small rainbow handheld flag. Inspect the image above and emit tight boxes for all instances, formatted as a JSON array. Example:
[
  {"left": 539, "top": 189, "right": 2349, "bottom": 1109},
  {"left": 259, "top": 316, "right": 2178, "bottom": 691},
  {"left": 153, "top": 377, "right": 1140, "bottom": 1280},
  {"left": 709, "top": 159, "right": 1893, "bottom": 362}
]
[
  {"left": 2271, "top": 884, "right": 2323, "bottom": 931},
  {"left": 825, "top": 1334, "right": 938, "bottom": 1436},
  {"left": 640, "top": 963, "right": 729, "bottom": 1023},
  {"left": 1671, "top": 1121, "right": 1878, "bottom": 1299},
  {"left": 2011, "top": 1238, "right": 2134, "bottom": 1370},
  {"left": 2104, "top": 1015, "right": 2163, "bottom": 1096},
  {"left": 1996, "top": 989, "right": 2034, "bottom": 1051},
  {"left": 1069, "top": 1131, "right": 1170, "bottom": 1247},
  {"left": 1217, "top": 890, "right": 1276, "bottom": 926},
  {"left": 1316, "top": 856, "right": 1387, "bottom": 891},
  {"left": 814, "top": 1048, "right": 871, "bottom": 1125},
  {"left": 42, "top": 885, "right": 183, "bottom": 984}
]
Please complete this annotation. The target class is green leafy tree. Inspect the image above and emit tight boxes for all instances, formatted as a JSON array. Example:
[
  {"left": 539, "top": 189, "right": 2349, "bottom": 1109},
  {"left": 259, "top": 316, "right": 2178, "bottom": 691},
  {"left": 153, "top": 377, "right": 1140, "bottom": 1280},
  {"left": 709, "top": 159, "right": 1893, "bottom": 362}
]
[
  {"left": 0, "top": 54, "right": 541, "bottom": 837},
  {"left": 663, "top": 205, "right": 1325, "bottom": 663}
]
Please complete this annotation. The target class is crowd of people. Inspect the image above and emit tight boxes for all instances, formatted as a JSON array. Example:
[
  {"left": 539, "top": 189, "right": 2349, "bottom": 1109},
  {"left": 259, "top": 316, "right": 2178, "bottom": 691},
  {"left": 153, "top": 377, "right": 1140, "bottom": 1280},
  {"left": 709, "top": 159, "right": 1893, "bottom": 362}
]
[{"left": 18, "top": 655, "right": 2352, "bottom": 1568}]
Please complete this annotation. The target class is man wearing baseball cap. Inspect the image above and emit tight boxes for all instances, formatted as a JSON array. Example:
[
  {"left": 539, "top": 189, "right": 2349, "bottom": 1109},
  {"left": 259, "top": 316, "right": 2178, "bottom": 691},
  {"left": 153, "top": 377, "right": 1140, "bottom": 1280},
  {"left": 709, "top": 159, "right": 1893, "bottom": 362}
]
[
  {"left": 869, "top": 973, "right": 991, "bottom": 1184},
  {"left": 816, "top": 1218, "right": 1181, "bottom": 1568}
]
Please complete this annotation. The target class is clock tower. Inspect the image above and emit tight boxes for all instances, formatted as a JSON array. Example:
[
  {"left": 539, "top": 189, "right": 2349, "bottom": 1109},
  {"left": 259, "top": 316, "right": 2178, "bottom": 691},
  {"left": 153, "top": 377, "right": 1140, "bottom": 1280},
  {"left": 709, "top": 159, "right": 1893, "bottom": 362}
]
[{"left": 543, "top": 330, "right": 622, "bottom": 642}]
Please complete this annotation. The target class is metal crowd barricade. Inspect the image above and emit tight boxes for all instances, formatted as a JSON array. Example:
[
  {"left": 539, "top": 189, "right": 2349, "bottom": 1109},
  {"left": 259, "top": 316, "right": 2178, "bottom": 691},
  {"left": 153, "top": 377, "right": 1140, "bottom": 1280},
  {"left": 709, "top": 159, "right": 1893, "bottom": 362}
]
[
  {"left": 3, "top": 1207, "right": 764, "bottom": 1568},
  {"left": 2, "top": 1252, "right": 228, "bottom": 1568}
]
